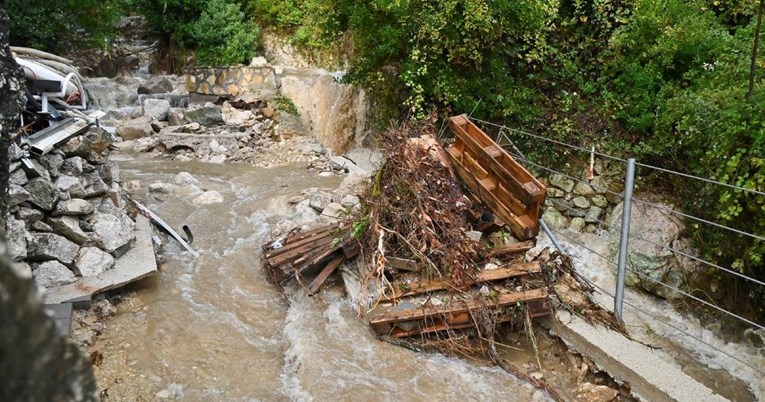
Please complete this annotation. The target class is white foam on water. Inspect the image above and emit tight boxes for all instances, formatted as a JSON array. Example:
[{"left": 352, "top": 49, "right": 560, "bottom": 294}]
[{"left": 278, "top": 292, "right": 549, "bottom": 401}]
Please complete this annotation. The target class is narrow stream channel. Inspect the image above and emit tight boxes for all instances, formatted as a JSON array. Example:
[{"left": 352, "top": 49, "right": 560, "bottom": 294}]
[{"left": 93, "top": 155, "right": 548, "bottom": 401}]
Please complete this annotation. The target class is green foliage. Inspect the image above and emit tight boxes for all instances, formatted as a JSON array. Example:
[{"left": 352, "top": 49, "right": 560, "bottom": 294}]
[
  {"left": 3, "top": 0, "right": 120, "bottom": 53},
  {"left": 128, "top": 0, "right": 259, "bottom": 68},
  {"left": 192, "top": 0, "right": 258, "bottom": 65},
  {"left": 250, "top": 0, "right": 765, "bottom": 318},
  {"left": 274, "top": 95, "right": 299, "bottom": 116}
]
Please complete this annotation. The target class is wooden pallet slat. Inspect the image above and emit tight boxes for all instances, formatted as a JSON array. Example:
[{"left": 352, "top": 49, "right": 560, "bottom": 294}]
[{"left": 382, "top": 261, "right": 542, "bottom": 302}]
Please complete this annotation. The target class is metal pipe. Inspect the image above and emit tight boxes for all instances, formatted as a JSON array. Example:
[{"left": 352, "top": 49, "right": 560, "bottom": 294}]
[
  {"left": 540, "top": 219, "right": 564, "bottom": 254},
  {"left": 614, "top": 158, "right": 636, "bottom": 322}
]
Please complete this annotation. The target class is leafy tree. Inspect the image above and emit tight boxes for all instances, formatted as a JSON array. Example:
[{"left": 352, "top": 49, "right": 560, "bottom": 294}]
[
  {"left": 193, "top": 0, "right": 259, "bottom": 65},
  {"left": 128, "top": 0, "right": 259, "bottom": 69},
  {"left": 2, "top": 0, "right": 120, "bottom": 53}
]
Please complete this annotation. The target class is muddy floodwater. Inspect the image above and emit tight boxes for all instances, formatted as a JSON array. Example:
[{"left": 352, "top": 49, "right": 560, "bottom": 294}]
[{"left": 93, "top": 156, "right": 549, "bottom": 401}]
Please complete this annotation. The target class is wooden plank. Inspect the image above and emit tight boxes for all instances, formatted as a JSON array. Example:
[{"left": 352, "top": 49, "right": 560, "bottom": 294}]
[
  {"left": 262, "top": 225, "right": 335, "bottom": 253},
  {"left": 494, "top": 181, "right": 527, "bottom": 217},
  {"left": 488, "top": 240, "right": 536, "bottom": 257},
  {"left": 484, "top": 145, "right": 502, "bottom": 158},
  {"left": 382, "top": 261, "right": 542, "bottom": 302},
  {"left": 307, "top": 255, "right": 345, "bottom": 295},
  {"left": 386, "top": 307, "right": 550, "bottom": 337},
  {"left": 265, "top": 230, "right": 335, "bottom": 259},
  {"left": 387, "top": 257, "right": 420, "bottom": 272},
  {"left": 369, "top": 288, "right": 548, "bottom": 326},
  {"left": 267, "top": 235, "right": 336, "bottom": 267},
  {"left": 478, "top": 177, "right": 497, "bottom": 191}
]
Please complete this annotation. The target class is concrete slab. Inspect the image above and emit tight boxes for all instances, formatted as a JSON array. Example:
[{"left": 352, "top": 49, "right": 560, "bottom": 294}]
[
  {"left": 43, "top": 303, "right": 73, "bottom": 337},
  {"left": 545, "top": 311, "right": 729, "bottom": 402},
  {"left": 43, "top": 215, "right": 158, "bottom": 304}
]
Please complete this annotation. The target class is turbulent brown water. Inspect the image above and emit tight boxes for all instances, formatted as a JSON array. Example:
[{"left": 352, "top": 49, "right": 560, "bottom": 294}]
[{"left": 93, "top": 155, "right": 550, "bottom": 401}]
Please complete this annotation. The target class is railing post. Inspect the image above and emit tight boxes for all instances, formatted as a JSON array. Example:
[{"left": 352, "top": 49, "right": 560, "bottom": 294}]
[{"left": 615, "top": 158, "right": 636, "bottom": 322}]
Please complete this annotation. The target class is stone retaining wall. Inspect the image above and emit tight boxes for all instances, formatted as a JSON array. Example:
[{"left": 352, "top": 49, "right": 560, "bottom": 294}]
[
  {"left": 542, "top": 174, "right": 623, "bottom": 233},
  {"left": 185, "top": 66, "right": 277, "bottom": 98}
]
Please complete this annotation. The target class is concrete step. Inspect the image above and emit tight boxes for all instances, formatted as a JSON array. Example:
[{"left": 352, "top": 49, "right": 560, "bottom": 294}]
[{"left": 544, "top": 311, "right": 729, "bottom": 402}]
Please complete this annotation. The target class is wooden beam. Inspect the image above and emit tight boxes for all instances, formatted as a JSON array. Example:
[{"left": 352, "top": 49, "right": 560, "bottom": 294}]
[
  {"left": 307, "top": 255, "right": 345, "bottom": 295},
  {"left": 369, "top": 288, "right": 548, "bottom": 326},
  {"left": 381, "top": 261, "right": 542, "bottom": 302},
  {"left": 488, "top": 240, "right": 536, "bottom": 257},
  {"left": 267, "top": 235, "right": 335, "bottom": 267}
]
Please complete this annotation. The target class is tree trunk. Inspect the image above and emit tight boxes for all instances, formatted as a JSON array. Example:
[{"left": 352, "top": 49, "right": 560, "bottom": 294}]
[{"left": 748, "top": 0, "right": 765, "bottom": 100}]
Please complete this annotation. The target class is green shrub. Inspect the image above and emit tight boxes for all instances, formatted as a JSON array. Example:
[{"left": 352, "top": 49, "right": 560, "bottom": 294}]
[
  {"left": 129, "top": 0, "right": 259, "bottom": 69},
  {"left": 193, "top": 0, "right": 259, "bottom": 65},
  {"left": 3, "top": 0, "right": 120, "bottom": 53}
]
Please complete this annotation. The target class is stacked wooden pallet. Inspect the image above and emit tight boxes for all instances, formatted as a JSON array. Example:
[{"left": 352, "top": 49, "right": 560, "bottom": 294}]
[
  {"left": 368, "top": 244, "right": 550, "bottom": 338},
  {"left": 446, "top": 115, "right": 546, "bottom": 240},
  {"left": 262, "top": 224, "right": 359, "bottom": 295}
]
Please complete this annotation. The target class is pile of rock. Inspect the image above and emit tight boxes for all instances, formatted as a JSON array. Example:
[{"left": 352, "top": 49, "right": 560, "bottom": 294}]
[
  {"left": 107, "top": 79, "right": 333, "bottom": 170},
  {"left": 6, "top": 127, "right": 138, "bottom": 293},
  {"left": 541, "top": 174, "right": 621, "bottom": 234}
]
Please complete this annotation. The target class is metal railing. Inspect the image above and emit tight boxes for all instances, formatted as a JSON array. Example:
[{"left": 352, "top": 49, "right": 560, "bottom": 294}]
[{"left": 467, "top": 116, "right": 765, "bottom": 376}]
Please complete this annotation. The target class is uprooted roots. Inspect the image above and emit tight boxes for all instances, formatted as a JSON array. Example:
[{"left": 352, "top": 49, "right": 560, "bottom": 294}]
[{"left": 358, "top": 118, "right": 482, "bottom": 299}]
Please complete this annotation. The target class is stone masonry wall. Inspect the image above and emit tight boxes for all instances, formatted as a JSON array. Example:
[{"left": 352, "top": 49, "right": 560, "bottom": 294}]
[{"left": 185, "top": 66, "right": 277, "bottom": 98}]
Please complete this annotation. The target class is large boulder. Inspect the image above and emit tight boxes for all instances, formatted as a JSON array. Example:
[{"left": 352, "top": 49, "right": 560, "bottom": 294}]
[
  {"left": 117, "top": 116, "right": 154, "bottom": 140},
  {"left": 74, "top": 247, "right": 115, "bottom": 277},
  {"left": 24, "top": 177, "right": 59, "bottom": 211},
  {"left": 184, "top": 103, "right": 224, "bottom": 126},
  {"left": 192, "top": 190, "right": 223, "bottom": 205},
  {"left": 33, "top": 261, "right": 77, "bottom": 288},
  {"left": 608, "top": 198, "right": 695, "bottom": 299},
  {"left": 142, "top": 98, "right": 171, "bottom": 121},
  {"left": 138, "top": 76, "right": 173, "bottom": 94},
  {"left": 90, "top": 212, "right": 135, "bottom": 253},
  {"left": 26, "top": 233, "right": 80, "bottom": 265}
]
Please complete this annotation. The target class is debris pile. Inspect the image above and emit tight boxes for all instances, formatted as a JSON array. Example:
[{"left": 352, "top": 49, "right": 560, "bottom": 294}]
[
  {"left": 263, "top": 117, "right": 566, "bottom": 337},
  {"left": 110, "top": 85, "right": 333, "bottom": 170},
  {"left": 7, "top": 47, "right": 159, "bottom": 307}
]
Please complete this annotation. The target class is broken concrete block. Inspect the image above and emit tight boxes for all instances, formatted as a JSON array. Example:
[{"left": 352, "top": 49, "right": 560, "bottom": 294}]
[
  {"left": 7, "top": 217, "right": 28, "bottom": 260},
  {"left": 26, "top": 233, "right": 79, "bottom": 265},
  {"left": 8, "top": 184, "right": 31, "bottom": 207},
  {"left": 74, "top": 247, "right": 115, "bottom": 277},
  {"left": 90, "top": 212, "right": 135, "bottom": 253},
  {"left": 53, "top": 198, "right": 94, "bottom": 216},
  {"left": 34, "top": 261, "right": 77, "bottom": 288},
  {"left": 24, "top": 177, "right": 60, "bottom": 211},
  {"left": 49, "top": 216, "right": 90, "bottom": 245}
]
